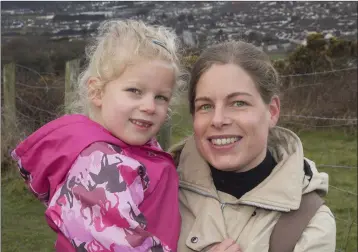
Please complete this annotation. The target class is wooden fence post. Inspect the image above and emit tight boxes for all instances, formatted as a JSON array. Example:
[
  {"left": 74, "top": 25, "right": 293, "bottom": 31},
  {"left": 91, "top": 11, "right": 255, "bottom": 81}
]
[
  {"left": 64, "top": 58, "right": 81, "bottom": 113},
  {"left": 158, "top": 119, "right": 172, "bottom": 151},
  {"left": 3, "top": 62, "right": 16, "bottom": 128}
]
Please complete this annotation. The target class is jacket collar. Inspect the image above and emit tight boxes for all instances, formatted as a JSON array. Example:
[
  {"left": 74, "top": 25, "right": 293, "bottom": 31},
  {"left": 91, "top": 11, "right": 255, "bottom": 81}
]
[{"left": 177, "top": 127, "right": 328, "bottom": 211}]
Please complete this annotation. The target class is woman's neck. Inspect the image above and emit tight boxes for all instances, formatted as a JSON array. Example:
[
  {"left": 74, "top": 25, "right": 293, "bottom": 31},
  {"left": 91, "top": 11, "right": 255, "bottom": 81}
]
[
  {"left": 235, "top": 147, "right": 269, "bottom": 173},
  {"left": 210, "top": 149, "right": 277, "bottom": 199}
]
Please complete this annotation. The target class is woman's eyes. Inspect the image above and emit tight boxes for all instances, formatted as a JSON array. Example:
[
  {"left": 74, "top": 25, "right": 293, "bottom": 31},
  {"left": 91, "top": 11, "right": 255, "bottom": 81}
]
[
  {"left": 233, "top": 101, "right": 247, "bottom": 107},
  {"left": 197, "top": 104, "right": 212, "bottom": 111},
  {"left": 196, "top": 101, "right": 247, "bottom": 111}
]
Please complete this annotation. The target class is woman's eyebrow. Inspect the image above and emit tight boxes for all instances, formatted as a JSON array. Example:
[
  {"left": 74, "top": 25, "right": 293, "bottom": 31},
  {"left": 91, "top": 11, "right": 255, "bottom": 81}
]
[
  {"left": 194, "top": 96, "right": 212, "bottom": 103},
  {"left": 195, "top": 92, "right": 252, "bottom": 102},
  {"left": 227, "top": 92, "right": 253, "bottom": 99}
]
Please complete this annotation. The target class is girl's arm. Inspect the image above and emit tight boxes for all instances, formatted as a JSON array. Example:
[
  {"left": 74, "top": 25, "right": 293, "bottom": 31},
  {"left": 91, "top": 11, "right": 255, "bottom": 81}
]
[{"left": 45, "top": 142, "right": 169, "bottom": 251}]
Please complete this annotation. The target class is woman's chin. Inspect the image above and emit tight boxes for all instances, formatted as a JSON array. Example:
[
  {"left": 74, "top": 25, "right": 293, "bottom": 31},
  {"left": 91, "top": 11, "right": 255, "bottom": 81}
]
[{"left": 207, "top": 155, "right": 243, "bottom": 172}]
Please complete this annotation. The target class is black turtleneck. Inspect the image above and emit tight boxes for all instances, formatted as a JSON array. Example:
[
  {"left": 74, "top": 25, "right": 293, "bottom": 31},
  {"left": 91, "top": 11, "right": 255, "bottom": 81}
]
[{"left": 210, "top": 150, "right": 277, "bottom": 199}]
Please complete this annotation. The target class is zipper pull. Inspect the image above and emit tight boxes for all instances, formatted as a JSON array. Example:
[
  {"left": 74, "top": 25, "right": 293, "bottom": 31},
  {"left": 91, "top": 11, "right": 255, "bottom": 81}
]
[{"left": 220, "top": 203, "right": 226, "bottom": 210}]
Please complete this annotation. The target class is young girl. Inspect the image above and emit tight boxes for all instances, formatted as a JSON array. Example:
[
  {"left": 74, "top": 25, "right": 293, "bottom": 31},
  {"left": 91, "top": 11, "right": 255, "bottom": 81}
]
[{"left": 11, "top": 19, "right": 183, "bottom": 252}]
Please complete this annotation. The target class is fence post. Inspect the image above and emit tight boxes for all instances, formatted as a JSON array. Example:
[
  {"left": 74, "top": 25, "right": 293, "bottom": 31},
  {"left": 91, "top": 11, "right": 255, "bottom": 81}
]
[
  {"left": 64, "top": 58, "right": 81, "bottom": 113},
  {"left": 158, "top": 119, "right": 172, "bottom": 151},
  {"left": 3, "top": 62, "right": 16, "bottom": 128}
]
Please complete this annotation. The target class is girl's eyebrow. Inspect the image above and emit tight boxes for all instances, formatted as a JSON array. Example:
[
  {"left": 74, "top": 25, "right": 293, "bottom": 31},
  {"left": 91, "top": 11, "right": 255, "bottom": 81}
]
[
  {"left": 160, "top": 89, "right": 173, "bottom": 95},
  {"left": 125, "top": 79, "right": 139, "bottom": 85}
]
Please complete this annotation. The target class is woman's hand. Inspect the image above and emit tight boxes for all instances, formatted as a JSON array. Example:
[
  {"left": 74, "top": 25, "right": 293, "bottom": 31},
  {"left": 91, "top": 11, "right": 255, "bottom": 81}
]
[{"left": 208, "top": 239, "right": 242, "bottom": 252}]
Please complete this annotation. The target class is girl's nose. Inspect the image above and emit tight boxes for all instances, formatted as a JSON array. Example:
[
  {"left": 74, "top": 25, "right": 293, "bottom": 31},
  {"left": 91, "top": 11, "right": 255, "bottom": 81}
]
[{"left": 140, "top": 96, "right": 156, "bottom": 114}]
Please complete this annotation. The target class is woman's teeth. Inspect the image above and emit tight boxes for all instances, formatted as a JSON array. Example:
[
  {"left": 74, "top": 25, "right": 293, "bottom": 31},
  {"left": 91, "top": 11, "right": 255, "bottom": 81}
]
[{"left": 211, "top": 137, "right": 240, "bottom": 146}]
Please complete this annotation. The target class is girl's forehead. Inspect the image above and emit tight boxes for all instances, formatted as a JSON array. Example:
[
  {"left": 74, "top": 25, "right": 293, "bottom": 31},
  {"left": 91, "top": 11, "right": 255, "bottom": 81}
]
[
  {"left": 124, "top": 59, "right": 175, "bottom": 75},
  {"left": 112, "top": 59, "right": 175, "bottom": 91}
]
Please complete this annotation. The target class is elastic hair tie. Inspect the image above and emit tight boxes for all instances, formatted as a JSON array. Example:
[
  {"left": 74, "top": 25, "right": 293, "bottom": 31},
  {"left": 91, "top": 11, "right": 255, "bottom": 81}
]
[{"left": 152, "top": 39, "right": 171, "bottom": 54}]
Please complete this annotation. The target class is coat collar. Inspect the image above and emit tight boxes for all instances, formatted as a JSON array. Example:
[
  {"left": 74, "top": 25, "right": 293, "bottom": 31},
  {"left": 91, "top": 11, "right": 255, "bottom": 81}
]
[{"left": 177, "top": 127, "right": 324, "bottom": 211}]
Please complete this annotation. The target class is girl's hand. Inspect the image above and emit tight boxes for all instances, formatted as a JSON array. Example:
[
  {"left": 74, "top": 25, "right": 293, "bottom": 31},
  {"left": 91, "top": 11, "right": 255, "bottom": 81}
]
[{"left": 208, "top": 239, "right": 242, "bottom": 252}]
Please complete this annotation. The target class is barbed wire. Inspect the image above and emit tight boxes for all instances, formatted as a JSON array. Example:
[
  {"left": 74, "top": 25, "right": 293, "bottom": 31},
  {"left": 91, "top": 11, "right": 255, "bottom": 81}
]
[
  {"left": 329, "top": 185, "right": 358, "bottom": 196},
  {"left": 335, "top": 216, "right": 357, "bottom": 225},
  {"left": 16, "top": 82, "right": 63, "bottom": 90},
  {"left": 15, "top": 64, "right": 50, "bottom": 91},
  {"left": 15, "top": 95, "right": 58, "bottom": 116},
  {"left": 281, "top": 121, "right": 357, "bottom": 127},
  {"left": 283, "top": 81, "right": 357, "bottom": 91},
  {"left": 318, "top": 164, "right": 357, "bottom": 169},
  {"left": 280, "top": 67, "right": 358, "bottom": 78},
  {"left": 282, "top": 82, "right": 326, "bottom": 91},
  {"left": 281, "top": 114, "right": 358, "bottom": 121}
]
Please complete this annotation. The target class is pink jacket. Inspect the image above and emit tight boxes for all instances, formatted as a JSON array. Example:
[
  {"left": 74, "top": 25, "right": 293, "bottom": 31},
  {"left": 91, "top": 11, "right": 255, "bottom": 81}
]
[{"left": 11, "top": 114, "right": 181, "bottom": 252}]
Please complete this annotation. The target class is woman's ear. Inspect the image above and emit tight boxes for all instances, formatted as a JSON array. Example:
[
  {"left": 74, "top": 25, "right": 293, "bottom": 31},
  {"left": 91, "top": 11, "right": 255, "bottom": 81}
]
[
  {"left": 87, "top": 77, "right": 103, "bottom": 108},
  {"left": 269, "top": 95, "right": 280, "bottom": 128}
]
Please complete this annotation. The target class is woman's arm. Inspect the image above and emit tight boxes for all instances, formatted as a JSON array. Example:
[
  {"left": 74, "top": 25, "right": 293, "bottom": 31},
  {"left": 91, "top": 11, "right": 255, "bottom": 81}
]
[{"left": 294, "top": 205, "right": 336, "bottom": 252}]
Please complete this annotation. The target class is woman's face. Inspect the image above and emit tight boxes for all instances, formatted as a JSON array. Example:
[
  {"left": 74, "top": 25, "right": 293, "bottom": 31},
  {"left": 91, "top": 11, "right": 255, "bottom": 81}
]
[{"left": 193, "top": 63, "right": 280, "bottom": 172}]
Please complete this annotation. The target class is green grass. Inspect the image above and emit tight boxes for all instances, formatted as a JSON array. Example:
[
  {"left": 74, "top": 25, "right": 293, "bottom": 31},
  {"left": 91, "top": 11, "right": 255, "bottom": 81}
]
[
  {"left": 2, "top": 116, "right": 356, "bottom": 251},
  {"left": 299, "top": 129, "right": 357, "bottom": 252},
  {"left": 2, "top": 172, "right": 56, "bottom": 251}
]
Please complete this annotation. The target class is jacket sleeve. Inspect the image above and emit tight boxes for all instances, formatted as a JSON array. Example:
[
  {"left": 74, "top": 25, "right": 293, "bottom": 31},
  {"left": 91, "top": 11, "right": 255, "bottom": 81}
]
[
  {"left": 294, "top": 205, "right": 336, "bottom": 252},
  {"left": 45, "top": 142, "right": 169, "bottom": 251}
]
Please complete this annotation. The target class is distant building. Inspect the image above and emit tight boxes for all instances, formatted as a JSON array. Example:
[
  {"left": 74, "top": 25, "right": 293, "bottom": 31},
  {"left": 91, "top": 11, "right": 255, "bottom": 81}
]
[
  {"left": 182, "top": 30, "right": 197, "bottom": 48},
  {"left": 267, "top": 44, "right": 278, "bottom": 52}
]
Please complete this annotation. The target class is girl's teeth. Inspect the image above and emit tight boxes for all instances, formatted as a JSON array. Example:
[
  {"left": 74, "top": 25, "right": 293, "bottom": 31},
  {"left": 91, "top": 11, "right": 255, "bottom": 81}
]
[
  {"left": 132, "top": 120, "right": 150, "bottom": 128},
  {"left": 211, "top": 137, "right": 239, "bottom": 146}
]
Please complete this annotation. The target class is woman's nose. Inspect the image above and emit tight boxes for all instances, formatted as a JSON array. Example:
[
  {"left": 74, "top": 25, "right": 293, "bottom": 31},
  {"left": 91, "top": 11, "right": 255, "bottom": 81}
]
[{"left": 211, "top": 107, "right": 230, "bottom": 128}]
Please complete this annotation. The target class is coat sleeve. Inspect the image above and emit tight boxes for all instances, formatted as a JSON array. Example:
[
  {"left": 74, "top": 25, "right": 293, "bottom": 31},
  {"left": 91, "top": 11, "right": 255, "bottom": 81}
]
[
  {"left": 45, "top": 142, "right": 169, "bottom": 251},
  {"left": 294, "top": 205, "right": 336, "bottom": 252}
]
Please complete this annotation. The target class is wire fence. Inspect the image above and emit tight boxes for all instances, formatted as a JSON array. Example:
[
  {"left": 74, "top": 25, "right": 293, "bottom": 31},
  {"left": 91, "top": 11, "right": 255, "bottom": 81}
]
[{"left": 1, "top": 63, "right": 357, "bottom": 252}]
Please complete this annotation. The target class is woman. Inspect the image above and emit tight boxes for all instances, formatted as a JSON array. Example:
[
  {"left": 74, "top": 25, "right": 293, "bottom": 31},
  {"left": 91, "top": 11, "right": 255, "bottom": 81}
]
[{"left": 170, "top": 41, "right": 336, "bottom": 252}]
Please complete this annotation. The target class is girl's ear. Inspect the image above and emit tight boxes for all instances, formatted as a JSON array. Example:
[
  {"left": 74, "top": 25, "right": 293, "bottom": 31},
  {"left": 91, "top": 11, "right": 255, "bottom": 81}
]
[{"left": 87, "top": 77, "right": 103, "bottom": 108}]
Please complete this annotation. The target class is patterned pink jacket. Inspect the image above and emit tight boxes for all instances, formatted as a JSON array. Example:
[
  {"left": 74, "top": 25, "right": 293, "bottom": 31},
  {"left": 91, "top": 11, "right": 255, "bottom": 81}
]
[{"left": 11, "top": 114, "right": 181, "bottom": 252}]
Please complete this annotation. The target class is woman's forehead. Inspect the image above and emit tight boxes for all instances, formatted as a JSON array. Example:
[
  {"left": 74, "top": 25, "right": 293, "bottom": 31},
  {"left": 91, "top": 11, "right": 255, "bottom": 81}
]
[{"left": 195, "top": 64, "right": 257, "bottom": 98}]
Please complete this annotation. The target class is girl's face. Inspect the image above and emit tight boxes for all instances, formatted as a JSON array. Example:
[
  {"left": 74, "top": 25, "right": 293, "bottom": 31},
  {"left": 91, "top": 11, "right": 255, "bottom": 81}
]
[
  {"left": 91, "top": 60, "right": 175, "bottom": 146},
  {"left": 193, "top": 63, "right": 280, "bottom": 172}
]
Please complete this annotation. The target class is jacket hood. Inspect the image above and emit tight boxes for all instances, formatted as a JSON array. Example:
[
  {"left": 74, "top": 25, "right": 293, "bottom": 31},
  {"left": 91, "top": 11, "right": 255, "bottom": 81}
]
[
  {"left": 175, "top": 126, "right": 329, "bottom": 211},
  {"left": 11, "top": 114, "right": 162, "bottom": 205}
]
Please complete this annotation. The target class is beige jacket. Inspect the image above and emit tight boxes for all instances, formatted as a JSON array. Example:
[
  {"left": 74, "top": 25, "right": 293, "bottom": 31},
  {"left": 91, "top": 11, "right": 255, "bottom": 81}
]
[{"left": 173, "top": 127, "right": 336, "bottom": 252}]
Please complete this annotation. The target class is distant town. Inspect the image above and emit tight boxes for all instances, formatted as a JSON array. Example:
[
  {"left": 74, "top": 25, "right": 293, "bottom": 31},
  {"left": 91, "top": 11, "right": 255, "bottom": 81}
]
[{"left": 1, "top": 1, "right": 357, "bottom": 54}]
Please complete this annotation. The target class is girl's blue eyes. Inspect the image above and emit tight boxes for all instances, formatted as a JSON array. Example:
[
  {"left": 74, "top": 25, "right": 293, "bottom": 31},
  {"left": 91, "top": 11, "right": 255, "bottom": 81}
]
[
  {"left": 126, "top": 88, "right": 169, "bottom": 102},
  {"left": 155, "top": 95, "right": 169, "bottom": 102}
]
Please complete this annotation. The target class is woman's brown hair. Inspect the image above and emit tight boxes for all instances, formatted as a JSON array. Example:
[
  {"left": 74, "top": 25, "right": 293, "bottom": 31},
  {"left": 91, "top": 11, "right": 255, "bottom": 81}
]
[{"left": 188, "top": 41, "right": 281, "bottom": 114}]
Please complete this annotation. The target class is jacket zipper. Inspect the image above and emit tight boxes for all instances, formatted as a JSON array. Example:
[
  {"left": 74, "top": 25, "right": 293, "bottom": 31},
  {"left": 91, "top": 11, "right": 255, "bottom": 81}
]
[{"left": 179, "top": 183, "right": 290, "bottom": 212}]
